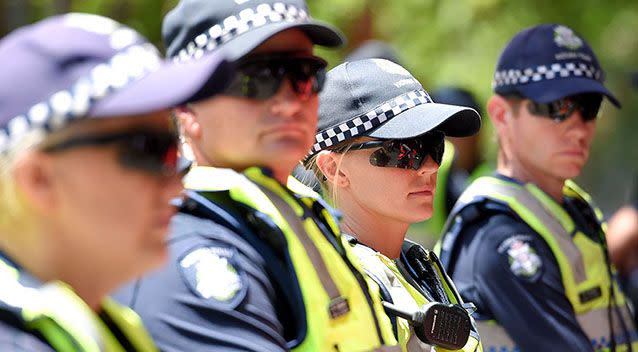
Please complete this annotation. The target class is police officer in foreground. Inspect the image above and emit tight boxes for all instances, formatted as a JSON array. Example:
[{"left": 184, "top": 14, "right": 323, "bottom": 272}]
[
  {"left": 437, "top": 24, "right": 638, "bottom": 351},
  {"left": 0, "top": 13, "right": 230, "bottom": 351},
  {"left": 114, "top": 0, "right": 399, "bottom": 351}
]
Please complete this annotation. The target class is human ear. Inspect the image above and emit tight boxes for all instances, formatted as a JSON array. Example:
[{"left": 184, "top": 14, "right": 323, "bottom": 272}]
[
  {"left": 487, "top": 95, "right": 511, "bottom": 135},
  {"left": 174, "top": 105, "right": 201, "bottom": 140},
  {"left": 12, "top": 151, "right": 56, "bottom": 214},
  {"left": 316, "top": 151, "right": 349, "bottom": 188}
]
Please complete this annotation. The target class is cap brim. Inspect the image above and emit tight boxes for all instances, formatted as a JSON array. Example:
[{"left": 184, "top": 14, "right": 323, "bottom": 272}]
[
  {"left": 367, "top": 103, "right": 481, "bottom": 139},
  {"left": 515, "top": 77, "right": 621, "bottom": 108},
  {"left": 220, "top": 20, "right": 344, "bottom": 60},
  {"left": 91, "top": 50, "right": 232, "bottom": 117}
]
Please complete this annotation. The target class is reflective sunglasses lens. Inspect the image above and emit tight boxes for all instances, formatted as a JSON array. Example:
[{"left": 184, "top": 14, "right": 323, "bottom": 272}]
[
  {"left": 575, "top": 94, "right": 603, "bottom": 121},
  {"left": 226, "top": 67, "right": 284, "bottom": 100},
  {"left": 549, "top": 98, "right": 577, "bottom": 121},
  {"left": 528, "top": 93, "right": 602, "bottom": 122},
  {"left": 368, "top": 133, "right": 445, "bottom": 170},
  {"left": 119, "top": 133, "right": 179, "bottom": 175},
  {"left": 225, "top": 56, "right": 326, "bottom": 100}
]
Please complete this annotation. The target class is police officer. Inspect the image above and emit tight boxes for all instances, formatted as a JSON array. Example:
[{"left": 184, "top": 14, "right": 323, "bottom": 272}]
[
  {"left": 114, "top": 0, "right": 399, "bottom": 351},
  {"left": 437, "top": 24, "right": 638, "bottom": 351},
  {"left": 0, "top": 13, "right": 230, "bottom": 351},
  {"left": 303, "top": 59, "right": 483, "bottom": 352}
]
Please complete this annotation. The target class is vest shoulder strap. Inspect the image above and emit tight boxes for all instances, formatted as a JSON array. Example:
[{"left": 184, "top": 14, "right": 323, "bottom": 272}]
[{"left": 441, "top": 176, "right": 587, "bottom": 284}]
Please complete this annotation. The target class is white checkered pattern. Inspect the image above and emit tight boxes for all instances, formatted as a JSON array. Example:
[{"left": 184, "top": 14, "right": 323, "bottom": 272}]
[
  {"left": 0, "top": 43, "right": 162, "bottom": 153},
  {"left": 306, "top": 89, "right": 432, "bottom": 158},
  {"left": 492, "top": 61, "right": 603, "bottom": 89},
  {"left": 173, "top": 3, "right": 309, "bottom": 62}
]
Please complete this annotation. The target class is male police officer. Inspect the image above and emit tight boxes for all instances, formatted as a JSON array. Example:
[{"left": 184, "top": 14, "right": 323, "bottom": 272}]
[
  {"left": 0, "top": 13, "right": 230, "bottom": 351},
  {"left": 437, "top": 24, "right": 638, "bottom": 351},
  {"left": 115, "top": 0, "right": 399, "bottom": 351}
]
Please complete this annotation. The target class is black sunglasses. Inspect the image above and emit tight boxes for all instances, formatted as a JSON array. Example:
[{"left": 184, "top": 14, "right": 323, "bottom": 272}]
[
  {"left": 224, "top": 54, "right": 327, "bottom": 100},
  {"left": 344, "top": 131, "right": 445, "bottom": 170},
  {"left": 521, "top": 93, "right": 603, "bottom": 122},
  {"left": 42, "top": 129, "right": 179, "bottom": 176}
]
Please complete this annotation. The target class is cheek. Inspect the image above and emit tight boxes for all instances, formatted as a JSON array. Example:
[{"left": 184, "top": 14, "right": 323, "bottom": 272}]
[
  {"left": 348, "top": 165, "right": 409, "bottom": 208},
  {"left": 64, "top": 161, "right": 153, "bottom": 236}
]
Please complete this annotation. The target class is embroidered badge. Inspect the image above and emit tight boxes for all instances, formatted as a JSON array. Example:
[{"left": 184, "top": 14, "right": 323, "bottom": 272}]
[
  {"left": 499, "top": 235, "right": 543, "bottom": 280},
  {"left": 554, "top": 25, "right": 583, "bottom": 50},
  {"left": 179, "top": 246, "right": 245, "bottom": 304}
]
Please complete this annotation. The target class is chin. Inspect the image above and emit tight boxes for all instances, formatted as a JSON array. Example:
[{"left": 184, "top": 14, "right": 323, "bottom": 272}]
[
  {"left": 406, "top": 207, "right": 433, "bottom": 223},
  {"left": 556, "top": 164, "right": 585, "bottom": 180}
]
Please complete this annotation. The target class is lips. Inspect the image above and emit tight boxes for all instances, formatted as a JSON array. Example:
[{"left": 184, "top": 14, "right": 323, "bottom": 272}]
[
  {"left": 266, "top": 123, "right": 309, "bottom": 135},
  {"left": 409, "top": 188, "right": 434, "bottom": 196},
  {"left": 560, "top": 149, "right": 587, "bottom": 158}
]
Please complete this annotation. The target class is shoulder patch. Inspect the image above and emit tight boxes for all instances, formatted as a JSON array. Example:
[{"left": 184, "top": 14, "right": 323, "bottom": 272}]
[
  {"left": 498, "top": 235, "right": 543, "bottom": 281},
  {"left": 179, "top": 246, "right": 246, "bottom": 306}
]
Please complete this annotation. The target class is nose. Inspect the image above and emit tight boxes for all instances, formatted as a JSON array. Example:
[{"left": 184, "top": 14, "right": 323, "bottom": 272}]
[
  {"left": 564, "top": 109, "right": 596, "bottom": 140},
  {"left": 269, "top": 79, "right": 307, "bottom": 120},
  {"left": 417, "top": 155, "right": 439, "bottom": 176}
]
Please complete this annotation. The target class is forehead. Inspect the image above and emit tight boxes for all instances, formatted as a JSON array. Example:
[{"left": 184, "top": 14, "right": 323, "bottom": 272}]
[{"left": 249, "top": 29, "right": 313, "bottom": 55}]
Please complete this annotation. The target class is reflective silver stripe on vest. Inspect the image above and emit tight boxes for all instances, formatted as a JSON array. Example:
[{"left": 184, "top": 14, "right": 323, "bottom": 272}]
[
  {"left": 475, "top": 321, "right": 516, "bottom": 351},
  {"left": 578, "top": 306, "right": 638, "bottom": 350},
  {"left": 257, "top": 185, "right": 345, "bottom": 315},
  {"left": 457, "top": 178, "right": 587, "bottom": 283}
]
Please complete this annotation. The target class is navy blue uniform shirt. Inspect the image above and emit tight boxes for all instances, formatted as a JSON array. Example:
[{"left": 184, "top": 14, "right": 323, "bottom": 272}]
[
  {"left": 114, "top": 205, "right": 288, "bottom": 352},
  {"left": 447, "top": 174, "right": 596, "bottom": 352}
]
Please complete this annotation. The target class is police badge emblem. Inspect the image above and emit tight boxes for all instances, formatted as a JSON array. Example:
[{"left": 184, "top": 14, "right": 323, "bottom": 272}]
[
  {"left": 554, "top": 25, "right": 583, "bottom": 50},
  {"left": 506, "top": 239, "right": 542, "bottom": 279},
  {"left": 179, "top": 246, "right": 246, "bottom": 305}
]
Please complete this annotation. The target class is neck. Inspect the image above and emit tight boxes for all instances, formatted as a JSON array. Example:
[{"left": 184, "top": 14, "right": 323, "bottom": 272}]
[
  {"left": 497, "top": 151, "right": 564, "bottom": 202},
  {"left": 271, "top": 167, "right": 291, "bottom": 185},
  {"left": 193, "top": 149, "right": 291, "bottom": 185},
  {"left": 339, "top": 200, "right": 408, "bottom": 259}
]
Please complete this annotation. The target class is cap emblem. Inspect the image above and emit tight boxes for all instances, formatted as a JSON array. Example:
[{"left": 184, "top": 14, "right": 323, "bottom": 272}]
[{"left": 554, "top": 25, "right": 583, "bottom": 50}]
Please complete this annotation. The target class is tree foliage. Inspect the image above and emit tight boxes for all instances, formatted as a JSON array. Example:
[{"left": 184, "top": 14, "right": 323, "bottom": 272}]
[{"left": 2, "top": 0, "right": 637, "bottom": 212}]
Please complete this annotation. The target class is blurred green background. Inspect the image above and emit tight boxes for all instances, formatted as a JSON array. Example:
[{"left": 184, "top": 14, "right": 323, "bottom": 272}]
[{"left": 2, "top": 0, "right": 636, "bottom": 220}]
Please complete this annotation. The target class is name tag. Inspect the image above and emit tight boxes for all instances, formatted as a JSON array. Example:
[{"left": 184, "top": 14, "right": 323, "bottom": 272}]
[{"left": 579, "top": 287, "right": 602, "bottom": 303}]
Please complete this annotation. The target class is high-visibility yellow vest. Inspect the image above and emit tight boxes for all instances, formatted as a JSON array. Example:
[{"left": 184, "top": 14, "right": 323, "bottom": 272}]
[
  {"left": 0, "top": 256, "right": 157, "bottom": 352},
  {"left": 184, "top": 166, "right": 400, "bottom": 352},
  {"left": 355, "top": 246, "right": 483, "bottom": 352},
  {"left": 438, "top": 176, "right": 638, "bottom": 351}
]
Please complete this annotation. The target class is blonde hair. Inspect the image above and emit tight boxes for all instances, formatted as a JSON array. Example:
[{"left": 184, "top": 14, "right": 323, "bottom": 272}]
[
  {"left": 302, "top": 141, "right": 357, "bottom": 207},
  {"left": 0, "top": 130, "right": 47, "bottom": 236}
]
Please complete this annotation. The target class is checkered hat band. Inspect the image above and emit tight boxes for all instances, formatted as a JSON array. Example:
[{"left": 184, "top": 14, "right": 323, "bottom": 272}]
[
  {"left": 173, "top": 3, "right": 309, "bottom": 62},
  {"left": 492, "top": 61, "right": 603, "bottom": 89},
  {"left": 307, "top": 89, "right": 432, "bottom": 157},
  {"left": 0, "top": 43, "right": 162, "bottom": 153}
]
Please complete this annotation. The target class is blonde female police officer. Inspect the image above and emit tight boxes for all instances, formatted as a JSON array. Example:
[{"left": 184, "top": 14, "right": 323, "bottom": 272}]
[
  {"left": 303, "top": 59, "right": 483, "bottom": 352},
  {"left": 0, "top": 13, "right": 230, "bottom": 351},
  {"left": 114, "top": 0, "right": 400, "bottom": 351},
  {"left": 437, "top": 24, "right": 638, "bottom": 351}
]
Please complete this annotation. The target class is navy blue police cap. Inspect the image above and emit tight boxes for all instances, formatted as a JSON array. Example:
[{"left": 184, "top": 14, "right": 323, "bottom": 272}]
[
  {"left": 492, "top": 24, "right": 620, "bottom": 107},
  {"left": 163, "top": 0, "right": 345, "bottom": 62},
  {"left": 0, "top": 13, "right": 232, "bottom": 152}
]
